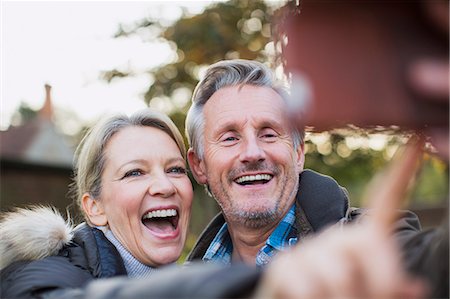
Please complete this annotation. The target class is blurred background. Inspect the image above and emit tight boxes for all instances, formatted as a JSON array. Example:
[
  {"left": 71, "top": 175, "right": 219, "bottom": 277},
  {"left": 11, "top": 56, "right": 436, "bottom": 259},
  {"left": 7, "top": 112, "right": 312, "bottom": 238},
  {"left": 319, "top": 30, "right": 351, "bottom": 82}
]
[{"left": 1, "top": 0, "right": 448, "bottom": 261}]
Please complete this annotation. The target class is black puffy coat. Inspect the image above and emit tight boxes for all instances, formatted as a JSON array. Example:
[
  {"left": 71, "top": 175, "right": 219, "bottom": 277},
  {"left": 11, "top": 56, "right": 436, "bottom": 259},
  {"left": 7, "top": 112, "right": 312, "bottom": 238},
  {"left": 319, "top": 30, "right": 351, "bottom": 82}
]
[{"left": 1, "top": 224, "right": 127, "bottom": 298}]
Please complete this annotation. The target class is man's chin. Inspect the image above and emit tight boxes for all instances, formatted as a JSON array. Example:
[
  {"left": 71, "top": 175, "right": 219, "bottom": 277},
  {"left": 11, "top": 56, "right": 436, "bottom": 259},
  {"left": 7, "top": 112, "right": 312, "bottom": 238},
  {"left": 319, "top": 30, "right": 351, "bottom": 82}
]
[
  {"left": 231, "top": 208, "right": 278, "bottom": 228},
  {"left": 243, "top": 216, "right": 276, "bottom": 229}
]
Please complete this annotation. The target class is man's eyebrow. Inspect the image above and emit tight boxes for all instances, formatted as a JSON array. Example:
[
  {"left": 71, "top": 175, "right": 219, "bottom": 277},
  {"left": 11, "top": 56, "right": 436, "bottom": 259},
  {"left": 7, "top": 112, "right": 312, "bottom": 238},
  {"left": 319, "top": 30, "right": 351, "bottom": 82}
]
[
  {"left": 259, "top": 119, "right": 284, "bottom": 129},
  {"left": 212, "top": 117, "right": 286, "bottom": 133},
  {"left": 211, "top": 120, "right": 241, "bottom": 135}
]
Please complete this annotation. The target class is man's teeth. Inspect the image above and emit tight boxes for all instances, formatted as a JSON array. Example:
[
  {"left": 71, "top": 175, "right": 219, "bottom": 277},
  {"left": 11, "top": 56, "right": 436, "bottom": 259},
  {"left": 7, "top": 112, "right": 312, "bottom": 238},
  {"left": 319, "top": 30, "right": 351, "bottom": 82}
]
[
  {"left": 235, "top": 174, "right": 272, "bottom": 184},
  {"left": 143, "top": 209, "right": 177, "bottom": 219}
]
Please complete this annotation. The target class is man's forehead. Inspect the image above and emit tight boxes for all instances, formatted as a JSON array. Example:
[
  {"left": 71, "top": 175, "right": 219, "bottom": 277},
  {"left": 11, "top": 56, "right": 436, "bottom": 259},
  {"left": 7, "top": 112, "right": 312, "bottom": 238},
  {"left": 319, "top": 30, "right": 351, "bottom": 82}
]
[
  {"left": 211, "top": 113, "right": 287, "bottom": 132},
  {"left": 203, "top": 85, "right": 287, "bottom": 113},
  {"left": 202, "top": 86, "right": 290, "bottom": 133}
]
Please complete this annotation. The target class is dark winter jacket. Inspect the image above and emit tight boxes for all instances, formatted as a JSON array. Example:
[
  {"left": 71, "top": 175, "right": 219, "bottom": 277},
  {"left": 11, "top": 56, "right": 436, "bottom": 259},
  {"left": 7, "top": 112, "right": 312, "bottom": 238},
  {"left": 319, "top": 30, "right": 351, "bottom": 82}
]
[
  {"left": 0, "top": 169, "right": 429, "bottom": 299},
  {"left": 1, "top": 169, "right": 362, "bottom": 299},
  {"left": 0, "top": 218, "right": 261, "bottom": 299},
  {"left": 0, "top": 223, "right": 127, "bottom": 298}
]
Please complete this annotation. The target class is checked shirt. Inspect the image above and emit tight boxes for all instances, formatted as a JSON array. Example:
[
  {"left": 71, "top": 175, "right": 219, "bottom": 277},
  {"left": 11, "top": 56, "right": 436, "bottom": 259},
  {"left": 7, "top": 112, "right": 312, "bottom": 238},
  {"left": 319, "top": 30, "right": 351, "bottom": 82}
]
[{"left": 202, "top": 204, "right": 298, "bottom": 266}]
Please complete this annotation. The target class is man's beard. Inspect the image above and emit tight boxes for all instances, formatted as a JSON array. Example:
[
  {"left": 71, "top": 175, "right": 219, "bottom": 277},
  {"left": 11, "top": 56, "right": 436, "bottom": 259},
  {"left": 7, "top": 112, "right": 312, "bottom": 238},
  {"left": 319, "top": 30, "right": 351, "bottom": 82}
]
[
  {"left": 231, "top": 207, "right": 279, "bottom": 229},
  {"left": 221, "top": 160, "right": 282, "bottom": 228},
  {"left": 208, "top": 159, "right": 298, "bottom": 229}
]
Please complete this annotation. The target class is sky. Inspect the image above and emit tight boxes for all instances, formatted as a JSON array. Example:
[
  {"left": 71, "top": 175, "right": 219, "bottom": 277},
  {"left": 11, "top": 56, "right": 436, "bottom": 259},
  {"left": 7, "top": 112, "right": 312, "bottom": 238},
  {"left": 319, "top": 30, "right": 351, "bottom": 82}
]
[{"left": 1, "top": 0, "right": 217, "bottom": 133}]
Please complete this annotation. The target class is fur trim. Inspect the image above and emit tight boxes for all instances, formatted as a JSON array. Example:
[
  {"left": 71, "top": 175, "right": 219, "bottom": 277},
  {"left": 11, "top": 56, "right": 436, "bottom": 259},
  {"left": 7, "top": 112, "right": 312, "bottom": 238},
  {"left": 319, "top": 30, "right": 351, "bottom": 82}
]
[{"left": 0, "top": 205, "right": 74, "bottom": 270}]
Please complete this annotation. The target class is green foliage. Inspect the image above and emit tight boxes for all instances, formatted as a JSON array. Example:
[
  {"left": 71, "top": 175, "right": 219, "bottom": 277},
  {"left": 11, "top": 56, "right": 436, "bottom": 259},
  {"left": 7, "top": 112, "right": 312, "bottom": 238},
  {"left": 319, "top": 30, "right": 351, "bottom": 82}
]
[
  {"left": 410, "top": 156, "right": 449, "bottom": 207},
  {"left": 10, "top": 101, "right": 37, "bottom": 126},
  {"left": 104, "top": 0, "right": 275, "bottom": 112},
  {"left": 101, "top": 1, "right": 448, "bottom": 256},
  {"left": 304, "top": 131, "right": 449, "bottom": 207}
]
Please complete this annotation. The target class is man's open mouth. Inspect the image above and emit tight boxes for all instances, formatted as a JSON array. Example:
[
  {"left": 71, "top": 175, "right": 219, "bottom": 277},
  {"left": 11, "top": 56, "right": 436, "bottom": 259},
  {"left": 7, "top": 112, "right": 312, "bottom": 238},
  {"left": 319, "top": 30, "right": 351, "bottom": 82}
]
[
  {"left": 142, "top": 209, "right": 179, "bottom": 234},
  {"left": 234, "top": 174, "right": 273, "bottom": 186}
]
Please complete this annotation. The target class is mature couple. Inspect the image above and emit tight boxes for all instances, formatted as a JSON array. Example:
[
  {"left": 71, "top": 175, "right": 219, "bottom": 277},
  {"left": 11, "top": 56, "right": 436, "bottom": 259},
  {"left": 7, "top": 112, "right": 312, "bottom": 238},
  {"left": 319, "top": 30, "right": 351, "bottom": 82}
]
[{"left": 0, "top": 59, "right": 435, "bottom": 298}]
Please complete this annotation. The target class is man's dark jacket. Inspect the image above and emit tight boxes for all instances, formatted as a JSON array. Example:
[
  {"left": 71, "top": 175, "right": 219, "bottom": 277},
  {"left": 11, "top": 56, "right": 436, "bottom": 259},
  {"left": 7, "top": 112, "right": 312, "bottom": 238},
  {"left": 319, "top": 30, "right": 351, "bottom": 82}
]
[{"left": 187, "top": 169, "right": 421, "bottom": 261}]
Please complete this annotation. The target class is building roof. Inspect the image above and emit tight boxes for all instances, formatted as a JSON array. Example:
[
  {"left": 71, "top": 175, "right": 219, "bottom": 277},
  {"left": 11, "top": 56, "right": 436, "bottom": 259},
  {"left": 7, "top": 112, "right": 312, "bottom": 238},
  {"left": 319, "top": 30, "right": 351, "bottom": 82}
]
[{"left": 0, "top": 85, "right": 74, "bottom": 168}]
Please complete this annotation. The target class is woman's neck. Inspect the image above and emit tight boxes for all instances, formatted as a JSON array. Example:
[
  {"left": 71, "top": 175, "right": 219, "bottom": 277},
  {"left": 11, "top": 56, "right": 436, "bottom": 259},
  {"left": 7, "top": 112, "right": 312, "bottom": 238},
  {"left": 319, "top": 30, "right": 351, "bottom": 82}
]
[{"left": 102, "top": 227, "right": 158, "bottom": 278}]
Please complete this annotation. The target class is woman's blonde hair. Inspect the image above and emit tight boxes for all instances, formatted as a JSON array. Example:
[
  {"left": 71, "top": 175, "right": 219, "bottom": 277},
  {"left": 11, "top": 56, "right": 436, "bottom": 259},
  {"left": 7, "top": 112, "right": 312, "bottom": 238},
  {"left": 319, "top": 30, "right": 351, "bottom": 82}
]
[{"left": 71, "top": 108, "right": 186, "bottom": 222}]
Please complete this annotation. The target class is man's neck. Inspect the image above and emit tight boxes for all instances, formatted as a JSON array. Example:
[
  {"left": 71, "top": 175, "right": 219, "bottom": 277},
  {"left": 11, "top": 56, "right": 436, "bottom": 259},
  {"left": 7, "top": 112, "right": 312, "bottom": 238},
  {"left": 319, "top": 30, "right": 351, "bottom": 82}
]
[{"left": 227, "top": 221, "right": 279, "bottom": 265}]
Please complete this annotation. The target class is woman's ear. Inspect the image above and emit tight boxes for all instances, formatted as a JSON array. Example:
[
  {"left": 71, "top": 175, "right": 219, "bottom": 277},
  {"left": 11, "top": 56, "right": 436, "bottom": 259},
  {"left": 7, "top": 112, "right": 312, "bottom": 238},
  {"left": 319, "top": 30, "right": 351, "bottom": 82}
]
[
  {"left": 82, "top": 193, "right": 107, "bottom": 226},
  {"left": 187, "top": 148, "right": 208, "bottom": 184}
]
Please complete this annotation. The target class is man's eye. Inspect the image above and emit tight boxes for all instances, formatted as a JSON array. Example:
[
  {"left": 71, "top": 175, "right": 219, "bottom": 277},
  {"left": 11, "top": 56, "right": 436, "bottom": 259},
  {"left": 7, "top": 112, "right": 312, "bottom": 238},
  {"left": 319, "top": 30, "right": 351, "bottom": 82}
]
[
  {"left": 168, "top": 166, "right": 187, "bottom": 174},
  {"left": 260, "top": 129, "right": 279, "bottom": 141},
  {"left": 221, "top": 133, "right": 239, "bottom": 143},
  {"left": 224, "top": 136, "right": 238, "bottom": 142},
  {"left": 122, "top": 169, "right": 144, "bottom": 179},
  {"left": 261, "top": 133, "right": 278, "bottom": 141}
]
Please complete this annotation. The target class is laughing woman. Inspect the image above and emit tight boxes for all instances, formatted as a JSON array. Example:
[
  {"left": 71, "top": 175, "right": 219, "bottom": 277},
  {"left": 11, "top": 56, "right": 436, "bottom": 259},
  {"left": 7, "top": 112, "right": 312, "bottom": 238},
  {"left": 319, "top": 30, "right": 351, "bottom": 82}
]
[{"left": 0, "top": 109, "right": 194, "bottom": 297}]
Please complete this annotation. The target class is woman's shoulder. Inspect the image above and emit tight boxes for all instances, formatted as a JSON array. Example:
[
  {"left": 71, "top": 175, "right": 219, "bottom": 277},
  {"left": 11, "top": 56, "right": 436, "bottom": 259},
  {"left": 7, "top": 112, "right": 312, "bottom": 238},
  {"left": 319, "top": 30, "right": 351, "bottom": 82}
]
[
  {"left": 0, "top": 253, "right": 93, "bottom": 298},
  {"left": 0, "top": 207, "right": 122, "bottom": 298},
  {"left": 69, "top": 224, "right": 127, "bottom": 278},
  {"left": 0, "top": 205, "right": 74, "bottom": 270}
]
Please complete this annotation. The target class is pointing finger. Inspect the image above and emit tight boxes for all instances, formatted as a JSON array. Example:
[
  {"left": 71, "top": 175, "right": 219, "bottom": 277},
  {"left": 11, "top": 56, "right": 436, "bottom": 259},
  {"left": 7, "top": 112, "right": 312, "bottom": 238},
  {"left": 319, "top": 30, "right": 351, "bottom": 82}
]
[{"left": 363, "top": 136, "right": 424, "bottom": 232}]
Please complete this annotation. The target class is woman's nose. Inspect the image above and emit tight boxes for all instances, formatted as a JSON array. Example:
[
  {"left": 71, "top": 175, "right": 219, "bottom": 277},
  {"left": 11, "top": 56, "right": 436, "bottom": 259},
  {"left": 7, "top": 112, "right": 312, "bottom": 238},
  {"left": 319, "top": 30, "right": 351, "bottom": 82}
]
[{"left": 147, "top": 174, "right": 176, "bottom": 198}]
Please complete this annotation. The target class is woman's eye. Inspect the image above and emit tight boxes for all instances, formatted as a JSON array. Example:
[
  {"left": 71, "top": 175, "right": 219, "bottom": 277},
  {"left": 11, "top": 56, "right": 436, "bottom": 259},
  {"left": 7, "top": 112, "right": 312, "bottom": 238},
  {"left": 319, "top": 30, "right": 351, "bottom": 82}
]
[
  {"left": 168, "top": 166, "right": 186, "bottom": 174},
  {"left": 224, "top": 136, "right": 237, "bottom": 141},
  {"left": 122, "top": 169, "right": 144, "bottom": 179}
]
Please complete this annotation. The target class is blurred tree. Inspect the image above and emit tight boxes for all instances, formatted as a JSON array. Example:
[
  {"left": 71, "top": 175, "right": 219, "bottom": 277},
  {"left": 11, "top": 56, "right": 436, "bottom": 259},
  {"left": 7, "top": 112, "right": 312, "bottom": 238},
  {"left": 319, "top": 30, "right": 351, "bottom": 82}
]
[
  {"left": 304, "top": 130, "right": 449, "bottom": 208},
  {"left": 10, "top": 102, "right": 37, "bottom": 126},
  {"left": 103, "top": 0, "right": 277, "bottom": 120},
  {"left": 102, "top": 0, "right": 448, "bottom": 259}
]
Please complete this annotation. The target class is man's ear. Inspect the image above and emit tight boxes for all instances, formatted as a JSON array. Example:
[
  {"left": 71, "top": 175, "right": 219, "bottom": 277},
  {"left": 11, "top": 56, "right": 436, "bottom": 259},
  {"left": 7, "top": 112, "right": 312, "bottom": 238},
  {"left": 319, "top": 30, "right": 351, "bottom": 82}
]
[
  {"left": 187, "top": 148, "right": 208, "bottom": 184},
  {"left": 296, "top": 143, "right": 305, "bottom": 172},
  {"left": 82, "top": 193, "right": 107, "bottom": 226}
]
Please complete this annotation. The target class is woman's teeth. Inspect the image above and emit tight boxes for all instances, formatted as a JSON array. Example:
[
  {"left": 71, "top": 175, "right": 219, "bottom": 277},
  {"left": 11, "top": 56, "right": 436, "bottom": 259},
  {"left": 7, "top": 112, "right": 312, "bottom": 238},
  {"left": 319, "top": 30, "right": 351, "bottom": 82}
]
[{"left": 143, "top": 209, "right": 177, "bottom": 219}]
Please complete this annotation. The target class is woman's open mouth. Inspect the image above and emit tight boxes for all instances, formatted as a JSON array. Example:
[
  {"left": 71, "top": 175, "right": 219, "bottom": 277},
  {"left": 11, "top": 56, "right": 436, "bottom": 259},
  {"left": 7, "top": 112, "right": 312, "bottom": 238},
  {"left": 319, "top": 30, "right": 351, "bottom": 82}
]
[{"left": 141, "top": 208, "right": 179, "bottom": 235}]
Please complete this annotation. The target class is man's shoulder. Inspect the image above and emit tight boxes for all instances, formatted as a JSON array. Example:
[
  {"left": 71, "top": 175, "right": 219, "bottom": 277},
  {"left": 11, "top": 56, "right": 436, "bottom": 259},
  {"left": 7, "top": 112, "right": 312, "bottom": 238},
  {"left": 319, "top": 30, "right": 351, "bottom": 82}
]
[
  {"left": 188, "top": 169, "right": 353, "bottom": 260},
  {"left": 187, "top": 213, "right": 226, "bottom": 261},
  {"left": 295, "top": 169, "right": 350, "bottom": 232}
]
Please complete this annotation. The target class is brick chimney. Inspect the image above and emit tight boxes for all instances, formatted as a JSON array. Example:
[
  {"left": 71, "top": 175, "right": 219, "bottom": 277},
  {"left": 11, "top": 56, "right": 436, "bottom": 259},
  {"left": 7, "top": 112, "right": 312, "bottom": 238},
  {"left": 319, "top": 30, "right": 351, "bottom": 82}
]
[{"left": 39, "top": 84, "right": 53, "bottom": 120}]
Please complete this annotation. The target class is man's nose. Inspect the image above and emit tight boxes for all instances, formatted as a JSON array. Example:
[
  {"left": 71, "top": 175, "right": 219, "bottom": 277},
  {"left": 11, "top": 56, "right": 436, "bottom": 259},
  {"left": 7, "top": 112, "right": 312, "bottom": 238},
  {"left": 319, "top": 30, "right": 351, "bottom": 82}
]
[
  {"left": 147, "top": 173, "right": 176, "bottom": 198},
  {"left": 239, "top": 136, "right": 266, "bottom": 163}
]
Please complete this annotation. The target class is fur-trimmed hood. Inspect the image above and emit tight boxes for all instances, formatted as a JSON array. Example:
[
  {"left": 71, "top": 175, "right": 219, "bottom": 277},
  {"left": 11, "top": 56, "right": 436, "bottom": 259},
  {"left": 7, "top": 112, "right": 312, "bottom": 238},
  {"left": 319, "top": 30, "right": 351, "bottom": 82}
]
[{"left": 0, "top": 205, "right": 74, "bottom": 270}]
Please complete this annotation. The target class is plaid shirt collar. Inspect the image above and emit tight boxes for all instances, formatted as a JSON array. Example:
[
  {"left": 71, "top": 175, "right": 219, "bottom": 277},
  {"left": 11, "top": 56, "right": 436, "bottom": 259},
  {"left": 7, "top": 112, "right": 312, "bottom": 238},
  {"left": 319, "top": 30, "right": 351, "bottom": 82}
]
[{"left": 202, "top": 204, "right": 298, "bottom": 267}]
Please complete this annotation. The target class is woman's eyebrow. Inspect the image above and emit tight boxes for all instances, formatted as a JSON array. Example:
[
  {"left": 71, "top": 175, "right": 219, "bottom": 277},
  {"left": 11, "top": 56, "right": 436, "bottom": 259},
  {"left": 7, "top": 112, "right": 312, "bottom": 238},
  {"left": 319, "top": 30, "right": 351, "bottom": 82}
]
[
  {"left": 165, "top": 157, "right": 186, "bottom": 165},
  {"left": 117, "top": 159, "right": 146, "bottom": 172},
  {"left": 117, "top": 156, "right": 185, "bottom": 170}
]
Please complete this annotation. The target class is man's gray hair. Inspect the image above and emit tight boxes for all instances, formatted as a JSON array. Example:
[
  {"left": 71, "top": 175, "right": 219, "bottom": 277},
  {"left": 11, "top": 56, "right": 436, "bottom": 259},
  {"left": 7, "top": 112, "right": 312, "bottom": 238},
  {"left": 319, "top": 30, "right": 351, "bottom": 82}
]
[{"left": 185, "top": 59, "right": 303, "bottom": 158}]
